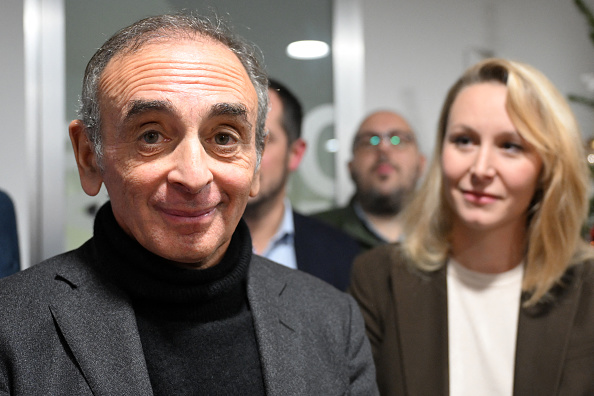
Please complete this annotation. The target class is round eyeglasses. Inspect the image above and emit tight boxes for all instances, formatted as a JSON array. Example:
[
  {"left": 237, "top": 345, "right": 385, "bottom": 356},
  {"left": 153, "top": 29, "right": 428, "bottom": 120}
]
[{"left": 353, "top": 131, "right": 416, "bottom": 151}]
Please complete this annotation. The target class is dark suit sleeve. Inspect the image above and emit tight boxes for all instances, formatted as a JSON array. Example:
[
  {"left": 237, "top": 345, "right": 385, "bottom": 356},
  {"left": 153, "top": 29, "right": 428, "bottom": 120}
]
[
  {"left": 345, "top": 293, "right": 380, "bottom": 395},
  {"left": 0, "top": 361, "right": 8, "bottom": 396},
  {"left": 293, "top": 211, "right": 360, "bottom": 291}
]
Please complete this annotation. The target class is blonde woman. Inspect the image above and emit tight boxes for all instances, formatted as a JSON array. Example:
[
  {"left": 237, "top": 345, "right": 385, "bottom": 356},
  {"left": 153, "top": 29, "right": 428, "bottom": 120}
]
[{"left": 349, "top": 58, "right": 594, "bottom": 396}]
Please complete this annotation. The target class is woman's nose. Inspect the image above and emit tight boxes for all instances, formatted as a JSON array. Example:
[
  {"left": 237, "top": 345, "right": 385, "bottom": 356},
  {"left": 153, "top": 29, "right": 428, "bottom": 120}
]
[{"left": 470, "top": 146, "right": 496, "bottom": 179}]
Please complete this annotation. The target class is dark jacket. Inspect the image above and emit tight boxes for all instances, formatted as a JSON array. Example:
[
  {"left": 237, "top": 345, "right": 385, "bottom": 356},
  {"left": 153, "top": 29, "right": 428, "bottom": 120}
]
[
  {"left": 0, "top": 190, "right": 19, "bottom": 278},
  {"left": 0, "top": 240, "right": 378, "bottom": 395},
  {"left": 293, "top": 211, "right": 360, "bottom": 291},
  {"left": 349, "top": 244, "right": 594, "bottom": 396},
  {"left": 313, "top": 198, "right": 384, "bottom": 251}
]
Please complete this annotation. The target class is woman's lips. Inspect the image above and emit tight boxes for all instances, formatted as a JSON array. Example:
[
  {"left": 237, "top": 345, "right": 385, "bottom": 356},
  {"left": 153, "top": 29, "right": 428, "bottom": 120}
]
[{"left": 461, "top": 190, "right": 499, "bottom": 204}]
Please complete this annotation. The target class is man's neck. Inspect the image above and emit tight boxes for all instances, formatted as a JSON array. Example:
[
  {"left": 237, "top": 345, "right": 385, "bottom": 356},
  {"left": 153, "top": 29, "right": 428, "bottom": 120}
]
[
  {"left": 244, "top": 194, "right": 287, "bottom": 254},
  {"left": 362, "top": 210, "right": 402, "bottom": 243}
]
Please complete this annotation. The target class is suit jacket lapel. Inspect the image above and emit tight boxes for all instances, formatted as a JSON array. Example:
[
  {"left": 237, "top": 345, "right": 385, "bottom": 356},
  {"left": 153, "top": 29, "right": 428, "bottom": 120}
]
[
  {"left": 247, "top": 258, "right": 309, "bottom": 396},
  {"left": 393, "top": 264, "right": 449, "bottom": 395},
  {"left": 513, "top": 266, "right": 584, "bottom": 395},
  {"left": 49, "top": 272, "right": 153, "bottom": 396}
]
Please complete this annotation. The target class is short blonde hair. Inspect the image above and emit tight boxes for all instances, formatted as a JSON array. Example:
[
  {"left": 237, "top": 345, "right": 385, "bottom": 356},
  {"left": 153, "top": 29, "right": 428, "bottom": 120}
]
[{"left": 401, "top": 58, "right": 593, "bottom": 306}]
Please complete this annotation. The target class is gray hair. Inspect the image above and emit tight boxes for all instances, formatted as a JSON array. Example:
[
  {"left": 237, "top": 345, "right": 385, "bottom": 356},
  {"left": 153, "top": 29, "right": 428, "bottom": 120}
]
[{"left": 78, "top": 13, "right": 269, "bottom": 167}]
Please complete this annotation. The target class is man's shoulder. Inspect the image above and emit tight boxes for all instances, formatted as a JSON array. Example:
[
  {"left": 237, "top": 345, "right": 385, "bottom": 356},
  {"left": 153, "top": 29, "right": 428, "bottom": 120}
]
[
  {"left": 290, "top": 211, "right": 361, "bottom": 290},
  {"left": 0, "top": 242, "right": 96, "bottom": 305},
  {"left": 292, "top": 211, "right": 358, "bottom": 245},
  {"left": 311, "top": 204, "right": 355, "bottom": 227},
  {"left": 350, "top": 244, "right": 423, "bottom": 284},
  {"left": 248, "top": 255, "right": 353, "bottom": 307}
]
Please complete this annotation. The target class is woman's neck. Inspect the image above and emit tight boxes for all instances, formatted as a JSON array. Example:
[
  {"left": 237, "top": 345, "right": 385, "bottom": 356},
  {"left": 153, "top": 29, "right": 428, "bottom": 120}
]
[{"left": 449, "top": 220, "right": 527, "bottom": 274}]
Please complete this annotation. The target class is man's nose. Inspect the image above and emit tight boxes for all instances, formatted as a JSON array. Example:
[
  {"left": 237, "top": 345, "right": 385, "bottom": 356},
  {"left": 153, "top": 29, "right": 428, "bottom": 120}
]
[
  {"left": 167, "top": 137, "right": 213, "bottom": 194},
  {"left": 375, "top": 135, "right": 394, "bottom": 153}
]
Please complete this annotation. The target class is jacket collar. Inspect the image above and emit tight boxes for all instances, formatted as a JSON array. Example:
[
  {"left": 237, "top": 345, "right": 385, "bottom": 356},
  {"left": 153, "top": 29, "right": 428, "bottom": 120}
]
[
  {"left": 246, "top": 256, "right": 306, "bottom": 395},
  {"left": 392, "top": 260, "right": 586, "bottom": 396},
  {"left": 48, "top": 245, "right": 301, "bottom": 396},
  {"left": 513, "top": 265, "right": 584, "bottom": 395},
  {"left": 49, "top": 249, "right": 153, "bottom": 395},
  {"left": 391, "top": 263, "right": 449, "bottom": 395}
]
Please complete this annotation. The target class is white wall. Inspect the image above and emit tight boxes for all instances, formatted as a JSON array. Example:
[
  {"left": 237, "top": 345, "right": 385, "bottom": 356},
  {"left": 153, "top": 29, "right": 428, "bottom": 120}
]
[
  {"left": 0, "top": 0, "right": 66, "bottom": 268},
  {"left": 0, "top": 0, "right": 30, "bottom": 267},
  {"left": 359, "top": 0, "right": 594, "bottom": 161}
]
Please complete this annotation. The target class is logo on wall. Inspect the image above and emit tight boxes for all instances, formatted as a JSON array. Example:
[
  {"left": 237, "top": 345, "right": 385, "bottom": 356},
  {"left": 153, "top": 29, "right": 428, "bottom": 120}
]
[{"left": 300, "top": 103, "right": 335, "bottom": 199}]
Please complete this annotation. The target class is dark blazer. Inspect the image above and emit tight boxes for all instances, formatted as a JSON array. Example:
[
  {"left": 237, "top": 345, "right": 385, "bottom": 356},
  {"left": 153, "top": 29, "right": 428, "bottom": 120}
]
[
  {"left": 0, "top": 191, "right": 19, "bottom": 278},
  {"left": 349, "top": 244, "right": 594, "bottom": 396},
  {"left": 0, "top": 241, "right": 378, "bottom": 395},
  {"left": 293, "top": 211, "right": 361, "bottom": 291}
]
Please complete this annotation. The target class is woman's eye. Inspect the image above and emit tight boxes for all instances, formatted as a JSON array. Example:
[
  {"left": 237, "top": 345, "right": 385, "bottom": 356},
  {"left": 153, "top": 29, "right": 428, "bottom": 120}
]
[
  {"left": 453, "top": 135, "right": 472, "bottom": 146},
  {"left": 502, "top": 141, "right": 523, "bottom": 152},
  {"left": 141, "top": 131, "right": 162, "bottom": 144}
]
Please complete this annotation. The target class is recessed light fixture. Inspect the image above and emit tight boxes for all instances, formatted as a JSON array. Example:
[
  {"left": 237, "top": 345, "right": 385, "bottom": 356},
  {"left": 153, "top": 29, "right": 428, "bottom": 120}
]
[{"left": 286, "top": 40, "right": 330, "bottom": 60}]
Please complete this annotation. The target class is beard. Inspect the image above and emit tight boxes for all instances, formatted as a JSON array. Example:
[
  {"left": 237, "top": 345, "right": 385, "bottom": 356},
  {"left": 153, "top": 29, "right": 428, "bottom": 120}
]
[
  {"left": 351, "top": 155, "right": 420, "bottom": 216},
  {"left": 244, "top": 166, "right": 289, "bottom": 220},
  {"left": 356, "top": 186, "right": 410, "bottom": 216}
]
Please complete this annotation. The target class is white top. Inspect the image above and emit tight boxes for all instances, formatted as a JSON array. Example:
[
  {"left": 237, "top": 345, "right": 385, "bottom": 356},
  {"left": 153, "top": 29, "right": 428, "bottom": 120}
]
[{"left": 447, "top": 258, "right": 524, "bottom": 396}]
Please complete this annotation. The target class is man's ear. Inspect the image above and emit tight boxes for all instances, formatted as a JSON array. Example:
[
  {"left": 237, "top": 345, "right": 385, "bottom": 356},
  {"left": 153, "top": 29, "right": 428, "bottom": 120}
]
[
  {"left": 348, "top": 159, "right": 354, "bottom": 180},
  {"left": 249, "top": 168, "right": 261, "bottom": 198},
  {"left": 288, "top": 138, "right": 307, "bottom": 172},
  {"left": 418, "top": 153, "right": 427, "bottom": 176},
  {"left": 69, "top": 120, "right": 103, "bottom": 196}
]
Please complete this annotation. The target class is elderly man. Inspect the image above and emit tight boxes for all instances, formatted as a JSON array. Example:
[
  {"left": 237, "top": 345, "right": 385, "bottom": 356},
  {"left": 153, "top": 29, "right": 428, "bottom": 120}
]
[
  {"left": 315, "top": 111, "right": 425, "bottom": 250},
  {"left": 0, "top": 14, "right": 377, "bottom": 395},
  {"left": 243, "top": 79, "right": 360, "bottom": 290}
]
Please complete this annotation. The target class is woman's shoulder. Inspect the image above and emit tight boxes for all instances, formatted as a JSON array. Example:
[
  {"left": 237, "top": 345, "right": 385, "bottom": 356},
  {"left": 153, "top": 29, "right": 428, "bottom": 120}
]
[
  {"left": 351, "top": 243, "right": 416, "bottom": 281},
  {"left": 573, "top": 257, "right": 594, "bottom": 285},
  {"left": 532, "top": 257, "right": 594, "bottom": 311}
]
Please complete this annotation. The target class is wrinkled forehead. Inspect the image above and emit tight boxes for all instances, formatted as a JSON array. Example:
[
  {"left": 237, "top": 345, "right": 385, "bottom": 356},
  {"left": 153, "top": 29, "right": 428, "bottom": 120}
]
[{"left": 98, "top": 36, "right": 258, "bottom": 122}]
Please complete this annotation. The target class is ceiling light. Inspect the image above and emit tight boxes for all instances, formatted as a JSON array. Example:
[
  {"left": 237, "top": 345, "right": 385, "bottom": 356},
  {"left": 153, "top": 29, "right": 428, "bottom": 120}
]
[{"left": 286, "top": 40, "right": 330, "bottom": 60}]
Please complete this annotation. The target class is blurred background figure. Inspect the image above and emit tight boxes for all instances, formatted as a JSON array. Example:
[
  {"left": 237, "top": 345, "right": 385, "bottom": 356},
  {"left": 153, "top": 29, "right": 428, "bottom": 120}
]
[
  {"left": 243, "top": 79, "right": 360, "bottom": 291},
  {"left": 315, "top": 110, "right": 425, "bottom": 250},
  {"left": 0, "top": 190, "right": 20, "bottom": 278},
  {"left": 350, "top": 58, "right": 594, "bottom": 395}
]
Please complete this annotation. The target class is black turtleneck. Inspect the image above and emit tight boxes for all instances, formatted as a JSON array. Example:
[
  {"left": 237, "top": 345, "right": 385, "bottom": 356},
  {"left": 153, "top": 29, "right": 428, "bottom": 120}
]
[{"left": 91, "top": 202, "right": 266, "bottom": 395}]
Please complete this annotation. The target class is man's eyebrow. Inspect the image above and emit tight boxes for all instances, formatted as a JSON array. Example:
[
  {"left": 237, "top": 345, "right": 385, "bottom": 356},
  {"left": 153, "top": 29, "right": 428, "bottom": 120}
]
[
  {"left": 123, "top": 99, "right": 175, "bottom": 121},
  {"left": 208, "top": 103, "right": 252, "bottom": 129}
]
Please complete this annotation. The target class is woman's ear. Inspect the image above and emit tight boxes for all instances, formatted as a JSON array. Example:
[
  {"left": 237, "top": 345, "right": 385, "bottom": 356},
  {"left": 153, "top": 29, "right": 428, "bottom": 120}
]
[{"left": 69, "top": 120, "right": 103, "bottom": 196}]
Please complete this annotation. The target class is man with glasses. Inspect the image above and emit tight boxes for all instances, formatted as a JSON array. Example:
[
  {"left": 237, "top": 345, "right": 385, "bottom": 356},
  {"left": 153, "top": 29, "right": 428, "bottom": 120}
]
[{"left": 315, "top": 111, "right": 425, "bottom": 250}]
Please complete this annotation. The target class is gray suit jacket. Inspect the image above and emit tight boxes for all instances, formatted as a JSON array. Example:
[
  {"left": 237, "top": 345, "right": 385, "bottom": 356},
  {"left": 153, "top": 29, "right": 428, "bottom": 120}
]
[{"left": 0, "top": 241, "right": 378, "bottom": 395}]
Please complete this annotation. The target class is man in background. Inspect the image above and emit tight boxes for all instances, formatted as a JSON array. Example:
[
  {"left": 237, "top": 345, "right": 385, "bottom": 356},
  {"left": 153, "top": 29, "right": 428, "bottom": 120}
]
[
  {"left": 315, "top": 110, "right": 425, "bottom": 250},
  {"left": 244, "top": 79, "right": 360, "bottom": 291}
]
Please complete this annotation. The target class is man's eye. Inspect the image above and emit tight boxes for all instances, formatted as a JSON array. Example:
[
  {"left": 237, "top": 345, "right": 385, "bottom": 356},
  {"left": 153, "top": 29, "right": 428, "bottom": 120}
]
[
  {"left": 214, "top": 133, "right": 235, "bottom": 145},
  {"left": 142, "top": 131, "right": 162, "bottom": 144}
]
